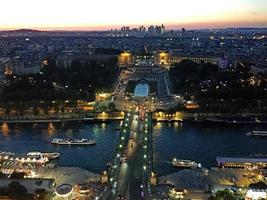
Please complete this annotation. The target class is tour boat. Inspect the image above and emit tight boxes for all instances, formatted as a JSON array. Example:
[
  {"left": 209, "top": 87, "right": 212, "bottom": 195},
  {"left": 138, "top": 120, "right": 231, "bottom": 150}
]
[
  {"left": 246, "top": 130, "right": 267, "bottom": 137},
  {"left": 27, "top": 152, "right": 60, "bottom": 160},
  {"left": 52, "top": 138, "right": 96, "bottom": 145},
  {"left": 171, "top": 158, "right": 201, "bottom": 168}
]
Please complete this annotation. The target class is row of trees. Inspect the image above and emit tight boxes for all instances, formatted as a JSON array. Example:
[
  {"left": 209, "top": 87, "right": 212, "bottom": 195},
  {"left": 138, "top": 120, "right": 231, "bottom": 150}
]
[
  {"left": 1, "top": 56, "right": 120, "bottom": 103},
  {"left": 169, "top": 60, "right": 219, "bottom": 94},
  {"left": 169, "top": 60, "right": 267, "bottom": 112}
]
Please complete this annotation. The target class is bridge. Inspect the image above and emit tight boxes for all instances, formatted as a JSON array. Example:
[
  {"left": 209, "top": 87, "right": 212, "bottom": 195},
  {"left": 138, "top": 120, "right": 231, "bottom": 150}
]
[{"left": 107, "top": 107, "right": 153, "bottom": 200}]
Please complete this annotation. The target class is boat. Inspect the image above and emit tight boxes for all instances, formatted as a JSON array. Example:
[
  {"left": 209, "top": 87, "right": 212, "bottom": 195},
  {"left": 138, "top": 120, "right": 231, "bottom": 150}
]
[
  {"left": 0, "top": 151, "right": 15, "bottom": 156},
  {"left": 51, "top": 138, "right": 96, "bottom": 145},
  {"left": 246, "top": 130, "right": 267, "bottom": 137},
  {"left": 27, "top": 152, "right": 60, "bottom": 160},
  {"left": 171, "top": 158, "right": 201, "bottom": 168},
  {"left": 217, "top": 157, "right": 267, "bottom": 169}
]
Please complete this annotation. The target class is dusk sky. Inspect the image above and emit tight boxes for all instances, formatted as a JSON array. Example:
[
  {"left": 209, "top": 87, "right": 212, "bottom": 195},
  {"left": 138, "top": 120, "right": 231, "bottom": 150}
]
[{"left": 0, "top": 0, "right": 267, "bottom": 30}]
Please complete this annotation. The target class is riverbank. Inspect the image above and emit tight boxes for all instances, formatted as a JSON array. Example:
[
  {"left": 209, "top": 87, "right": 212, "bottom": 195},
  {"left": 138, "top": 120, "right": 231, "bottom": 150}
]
[
  {"left": 1, "top": 111, "right": 267, "bottom": 124},
  {"left": 0, "top": 112, "right": 124, "bottom": 124},
  {"left": 153, "top": 112, "right": 267, "bottom": 124}
]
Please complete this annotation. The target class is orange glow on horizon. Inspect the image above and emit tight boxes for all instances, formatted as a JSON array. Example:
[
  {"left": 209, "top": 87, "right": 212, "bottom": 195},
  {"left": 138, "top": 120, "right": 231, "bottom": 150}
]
[{"left": 0, "top": 0, "right": 266, "bottom": 30}]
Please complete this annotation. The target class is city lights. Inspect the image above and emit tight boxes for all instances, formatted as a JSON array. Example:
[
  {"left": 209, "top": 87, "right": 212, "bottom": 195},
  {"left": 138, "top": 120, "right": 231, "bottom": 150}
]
[{"left": 0, "top": 2, "right": 266, "bottom": 199}]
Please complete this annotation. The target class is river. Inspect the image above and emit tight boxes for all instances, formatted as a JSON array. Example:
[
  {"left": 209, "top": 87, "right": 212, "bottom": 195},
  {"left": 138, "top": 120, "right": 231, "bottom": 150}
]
[{"left": 1, "top": 121, "right": 266, "bottom": 176}]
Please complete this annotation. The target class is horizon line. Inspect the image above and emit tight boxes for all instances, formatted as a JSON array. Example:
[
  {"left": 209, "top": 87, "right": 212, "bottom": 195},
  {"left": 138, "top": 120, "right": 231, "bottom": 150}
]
[
  {"left": 1, "top": 21, "right": 267, "bottom": 32},
  {"left": 1, "top": 26, "right": 267, "bottom": 32}
]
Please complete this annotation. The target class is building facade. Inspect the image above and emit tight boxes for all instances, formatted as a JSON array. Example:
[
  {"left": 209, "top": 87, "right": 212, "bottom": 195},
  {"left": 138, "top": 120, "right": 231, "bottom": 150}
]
[
  {"left": 153, "top": 51, "right": 171, "bottom": 70},
  {"left": 118, "top": 52, "right": 134, "bottom": 67},
  {"left": 170, "top": 55, "right": 219, "bottom": 66}
]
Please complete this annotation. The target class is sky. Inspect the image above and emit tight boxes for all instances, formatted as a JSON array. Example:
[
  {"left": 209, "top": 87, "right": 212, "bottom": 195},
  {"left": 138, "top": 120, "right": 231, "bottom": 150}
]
[{"left": 0, "top": 0, "right": 267, "bottom": 30}]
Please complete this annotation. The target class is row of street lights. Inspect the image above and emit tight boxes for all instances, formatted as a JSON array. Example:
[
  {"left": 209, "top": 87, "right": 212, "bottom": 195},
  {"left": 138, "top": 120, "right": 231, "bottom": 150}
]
[
  {"left": 109, "top": 110, "right": 133, "bottom": 194},
  {"left": 142, "top": 111, "right": 153, "bottom": 198}
]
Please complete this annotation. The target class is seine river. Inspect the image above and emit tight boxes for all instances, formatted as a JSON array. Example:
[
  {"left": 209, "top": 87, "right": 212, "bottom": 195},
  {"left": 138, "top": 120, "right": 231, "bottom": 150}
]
[{"left": 1, "top": 121, "right": 267, "bottom": 176}]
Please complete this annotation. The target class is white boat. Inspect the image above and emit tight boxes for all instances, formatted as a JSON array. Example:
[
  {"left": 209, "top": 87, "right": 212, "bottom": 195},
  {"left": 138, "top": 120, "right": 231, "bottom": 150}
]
[
  {"left": 172, "top": 158, "right": 201, "bottom": 168},
  {"left": 27, "top": 152, "right": 60, "bottom": 160},
  {"left": 52, "top": 138, "right": 96, "bottom": 145},
  {"left": 246, "top": 130, "right": 267, "bottom": 137},
  {"left": 0, "top": 151, "right": 15, "bottom": 156}
]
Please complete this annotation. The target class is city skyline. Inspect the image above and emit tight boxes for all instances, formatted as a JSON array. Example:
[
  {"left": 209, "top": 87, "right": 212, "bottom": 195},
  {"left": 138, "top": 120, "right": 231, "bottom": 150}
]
[{"left": 0, "top": 0, "right": 267, "bottom": 31}]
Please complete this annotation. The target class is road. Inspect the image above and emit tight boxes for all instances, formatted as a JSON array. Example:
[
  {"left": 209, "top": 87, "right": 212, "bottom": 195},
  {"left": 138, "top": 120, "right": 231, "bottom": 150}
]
[
  {"left": 113, "top": 112, "right": 146, "bottom": 199},
  {"left": 128, "top": 120, "right": 144, "bottom": 200}
]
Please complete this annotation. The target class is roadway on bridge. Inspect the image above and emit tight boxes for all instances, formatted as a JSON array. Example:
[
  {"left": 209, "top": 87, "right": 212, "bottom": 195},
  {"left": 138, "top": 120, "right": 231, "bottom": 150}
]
[{"left": 114, "top": 112, "right": 146, "bottom": 200}]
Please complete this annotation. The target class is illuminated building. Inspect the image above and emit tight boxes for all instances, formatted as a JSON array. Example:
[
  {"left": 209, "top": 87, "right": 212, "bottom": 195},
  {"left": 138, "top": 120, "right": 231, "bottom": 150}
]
[
  {"left": 118, "top": 51, "right": 134, "bottom": 67},
  {"left": 154, "top": 51, "right": 170, "bottom": 69},
  {"left": 95, "top": 92, "right": 111, "bottom": 101},
  {"left": 154, "top": 51, "right": 228, "bottom": 70},
  {"left": 77, "top": 100, "right": 95, "bottom": 111},
  {"left": 185, "top": 101, "right": 200, "bottom": 110},
  {"left": 170, "top": 55, "right": 220, "bottom": 66}
]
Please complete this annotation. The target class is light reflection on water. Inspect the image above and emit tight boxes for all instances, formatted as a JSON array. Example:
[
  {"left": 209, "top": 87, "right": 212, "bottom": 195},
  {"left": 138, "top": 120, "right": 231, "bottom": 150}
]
[
  {"left": 1, "top": 122, "right": 10, "bottom": 136},
  {"left": 101, "top": 123, "right": 106, "bottom": 129},
  {"left": 0, "top": 121, "right": 120, "bottom": 173},
  {"left": 1, "top": 121, "right": 267, "bottom": 176},
  {"left": 47, "top": 122, "right": 57, "bottom": 135},
  {"left": 153, "top": 122, "right": 267, "bottom": 176}
]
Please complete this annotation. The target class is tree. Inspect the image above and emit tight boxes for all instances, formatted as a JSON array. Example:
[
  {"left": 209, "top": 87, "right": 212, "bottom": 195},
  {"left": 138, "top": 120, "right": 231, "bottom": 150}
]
[
  {"left": 8, "top": 181, "right": 27, "bottom": 198},
  {"left": 209, "top": 190, "right": 237, "bottom": 200},
  {"left": 108, "top": 102, "right": 116, "bottom": 111},
  {"left": 10, "top": 172, "right": 25, "bottom": 179}
]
